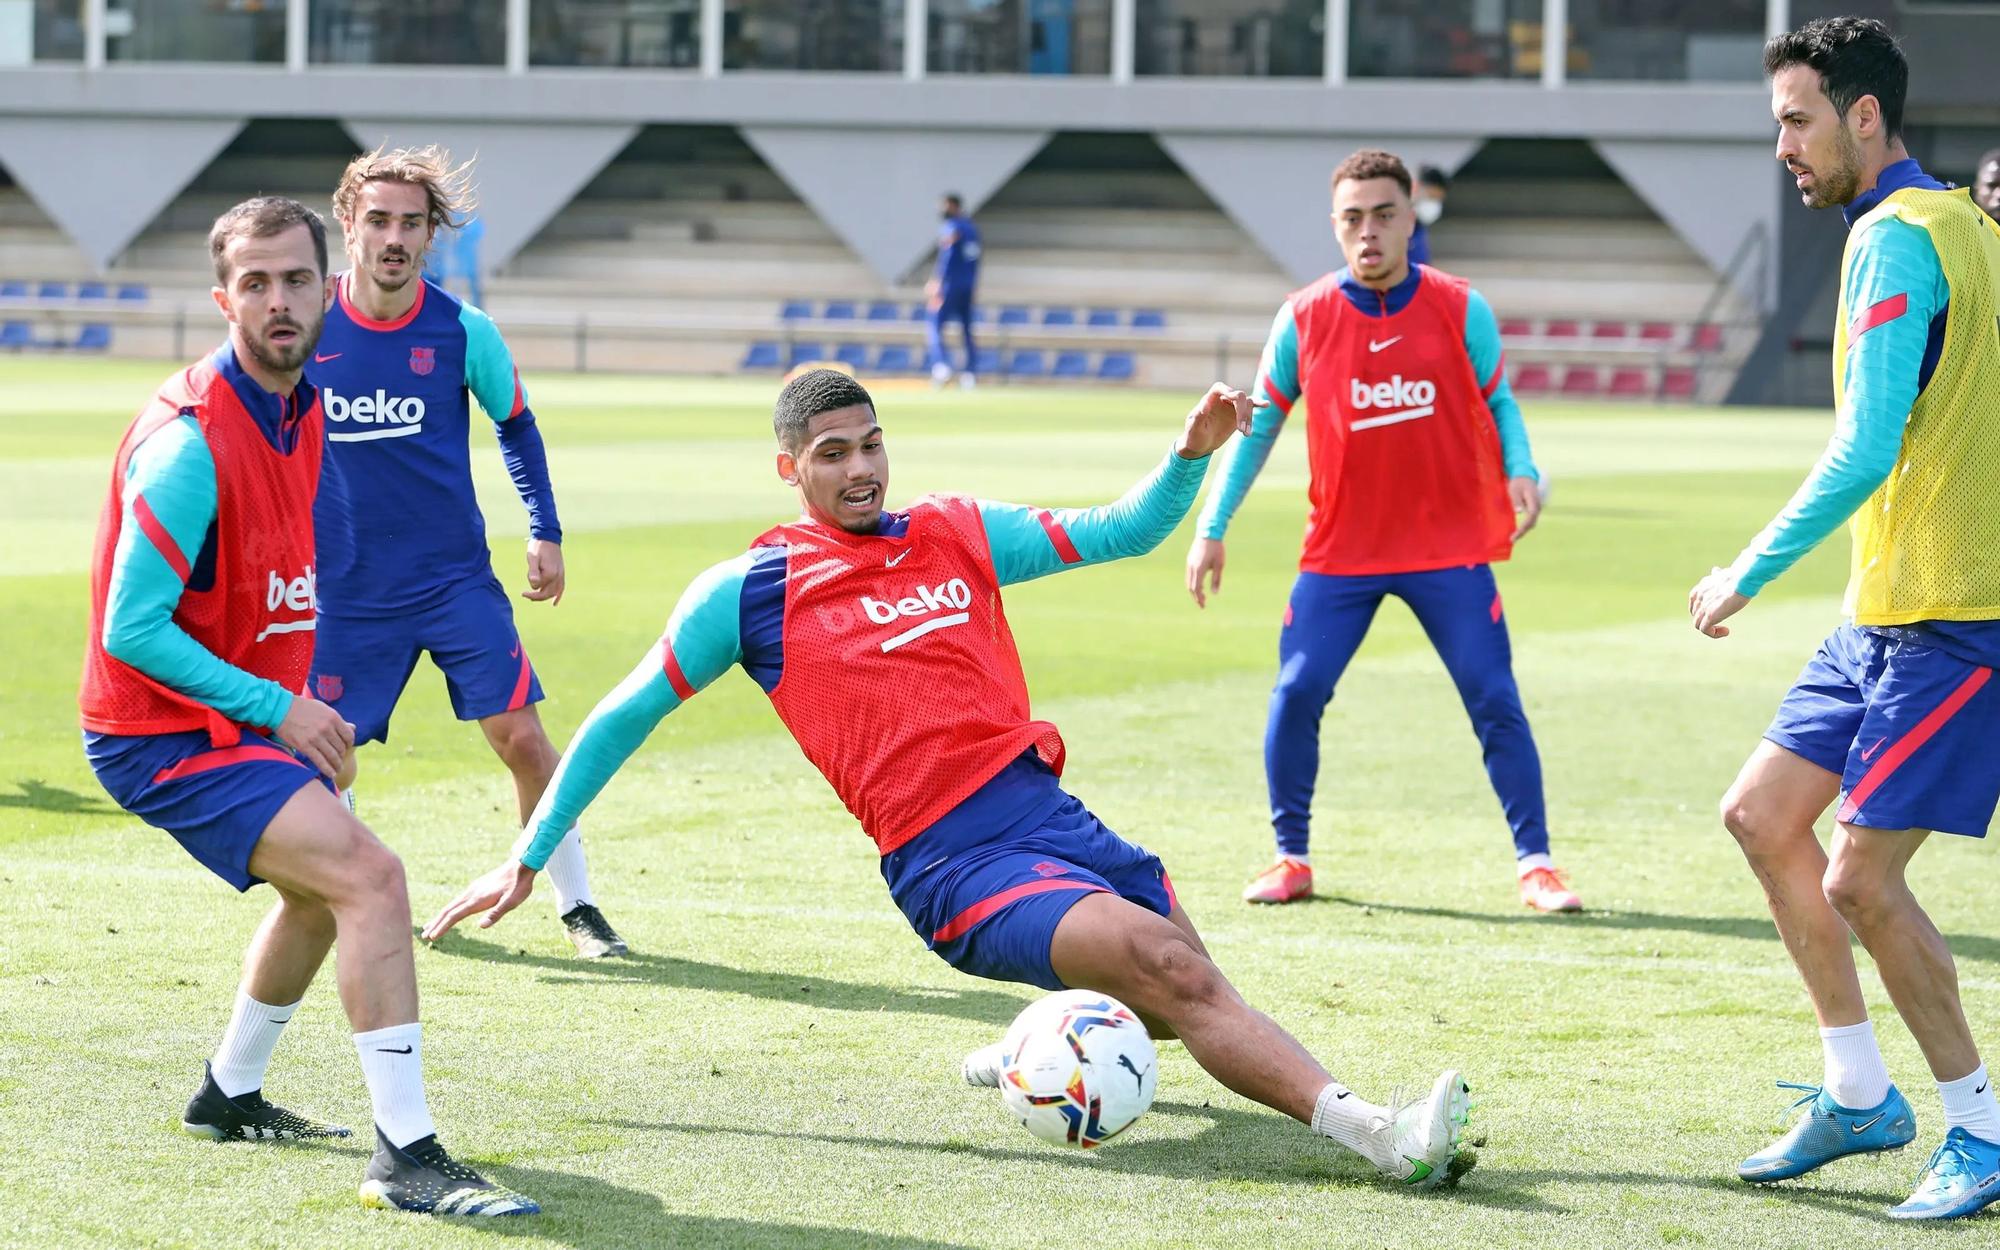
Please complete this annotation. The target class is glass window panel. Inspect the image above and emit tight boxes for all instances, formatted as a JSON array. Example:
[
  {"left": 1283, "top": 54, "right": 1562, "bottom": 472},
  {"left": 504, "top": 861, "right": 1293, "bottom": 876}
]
[
  {"left": 1349, "top": 0, "right": 1543, "bottom": 79},
  {"left": 105, "top": 0, "right": 284, "bottom": 62},
  {"left": 1568, "top": 0, "right": 1764, "bottom": 82},
  {"left": 723, "top": 0, "right": 903, "bottom": 72},
  {"left": 530, "top": 0, "right": 702, "bottom": 67},
  {"left": 312, "top": 0, "right": 505, "bottom": 65},
  {"left": 5, "top": 0, "right": 85, "bottom": 62},
  {"left": 1135, "top": 0, "right": 1322, "bottom": 78},
  {"left": 929, "top": 0, "right": 1110, "bottom": 76}
]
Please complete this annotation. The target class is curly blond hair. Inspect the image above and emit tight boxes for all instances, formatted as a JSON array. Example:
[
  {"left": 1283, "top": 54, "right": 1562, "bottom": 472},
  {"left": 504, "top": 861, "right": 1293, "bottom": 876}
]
[{"left": 333, "top": 144, "right": 476, "bottom": 234}]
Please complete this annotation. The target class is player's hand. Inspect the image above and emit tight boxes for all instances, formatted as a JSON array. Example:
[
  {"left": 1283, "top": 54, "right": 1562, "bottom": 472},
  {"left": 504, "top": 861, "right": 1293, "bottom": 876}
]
[
  {"left": 523, "top": 538, "right": 565, "bottom": 605},
  {"left": 1508, "top": 475, "right": 1543, "bottom": 541},
  {"left": 274, "top": 696, "right": 355, "bottom": 779},
  {"left": 1177, "top": 384, "right": 1254, "bottom": 460},
  {"left": 421, "top": 860, "right": 535, "bottom": 942},
  {"left": 1689, "top": 567, "right": 1751, "bottom": 638},
  {"left": 1186, "top": 537, "right": 1226, "bottom": 609},
  {"left": 925, "top": 278, "right": 942, "bottom": 312}
]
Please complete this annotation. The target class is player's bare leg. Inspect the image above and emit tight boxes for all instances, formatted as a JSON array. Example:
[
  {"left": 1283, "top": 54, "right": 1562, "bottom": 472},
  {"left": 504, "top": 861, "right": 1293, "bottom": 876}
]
[
  {"left": 480, "top": 704, "right": 625, "bottom": 957},
  {"left": 1034, "top": 892, "right": 1470, "bottom": 1186}
]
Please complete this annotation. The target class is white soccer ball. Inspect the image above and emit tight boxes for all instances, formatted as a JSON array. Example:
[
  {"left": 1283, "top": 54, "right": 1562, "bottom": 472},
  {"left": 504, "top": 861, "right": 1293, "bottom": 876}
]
[{"left": 997, "top": 990, "right": 1157, "bottom": 1149}]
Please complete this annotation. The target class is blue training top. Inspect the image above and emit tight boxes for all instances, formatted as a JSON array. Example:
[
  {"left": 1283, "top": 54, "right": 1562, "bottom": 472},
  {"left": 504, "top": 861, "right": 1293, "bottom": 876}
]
[{"left": 935, "top": 214, "right": 982, "bottom": 297}]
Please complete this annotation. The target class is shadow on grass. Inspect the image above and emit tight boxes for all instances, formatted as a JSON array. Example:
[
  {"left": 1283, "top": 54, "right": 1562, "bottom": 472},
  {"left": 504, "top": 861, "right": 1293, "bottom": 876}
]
[
  {"left": 425, "top": 929, "right": 1025, "bottom": 1026},
  {"left": 599, "top": 1100, "right": 1559, "bottom": 1208},
  {"left": 1471, "top": 1165, "right": 1916, "bottom": 1226},
  {"left": 0, "top": 778, "right": 113, "bottom": 815},
  {"left": 1319, "top": 894, "right": 2000, "bottom": 966}
]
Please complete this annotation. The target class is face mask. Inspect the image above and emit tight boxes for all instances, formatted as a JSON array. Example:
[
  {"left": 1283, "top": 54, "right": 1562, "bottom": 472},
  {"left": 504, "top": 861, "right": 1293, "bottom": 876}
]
[{"left": 1414, "top": 198, "right": 1444, "bottom": 226}]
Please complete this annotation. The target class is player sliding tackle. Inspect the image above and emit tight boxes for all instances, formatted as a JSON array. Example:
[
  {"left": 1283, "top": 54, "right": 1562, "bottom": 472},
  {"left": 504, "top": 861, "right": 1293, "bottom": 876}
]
[{"left": 427, "top": 370, "right": 1476, "bottom": 1187}]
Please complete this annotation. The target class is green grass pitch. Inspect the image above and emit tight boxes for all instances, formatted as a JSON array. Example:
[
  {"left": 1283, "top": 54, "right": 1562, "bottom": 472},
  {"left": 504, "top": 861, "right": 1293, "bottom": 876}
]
[{"left": 1, "top": 358, "right": 1991, "bottom": 1247}]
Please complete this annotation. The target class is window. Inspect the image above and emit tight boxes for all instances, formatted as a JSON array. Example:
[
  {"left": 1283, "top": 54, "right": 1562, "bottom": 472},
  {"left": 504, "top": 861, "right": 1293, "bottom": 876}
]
[
  {"left": 1136, "top": 0, "right": 1322, "bottom": 78},
  {"left": 312, "top": 0, "right": 505, "bottom": 66},
  {"left": 106, "top": 0, "right": 284, "bottom": 63},
  {"left": 724, "top": 0, "right": 903, "bottom": 72},
  {"left": 929, "top": 0, "right": 1111, "bottom": 75},
  {"left": 1348, "top": 0, "right": 1543, "bottom": 79}
]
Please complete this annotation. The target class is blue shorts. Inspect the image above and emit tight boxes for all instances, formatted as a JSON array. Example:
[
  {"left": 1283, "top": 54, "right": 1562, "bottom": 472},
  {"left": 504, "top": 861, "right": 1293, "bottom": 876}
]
[
  {"left": 1767, "top": 624, "right": 2000, "bottom": 837},
  {"left": 882, "top": 762, "right": 1174, "bottom": 991},
  {"left": 84, "top": 728, "right": 331, "bottom": 891},
  {"left": 310, "top": 575, "right": 542, "bottom": 745}
]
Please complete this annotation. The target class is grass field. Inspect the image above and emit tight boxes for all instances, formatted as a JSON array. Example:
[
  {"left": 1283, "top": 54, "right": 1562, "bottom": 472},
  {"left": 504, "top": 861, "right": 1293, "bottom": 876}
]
[{"left": 2, "top": 358, "right": 1993, "bottom": 1248}]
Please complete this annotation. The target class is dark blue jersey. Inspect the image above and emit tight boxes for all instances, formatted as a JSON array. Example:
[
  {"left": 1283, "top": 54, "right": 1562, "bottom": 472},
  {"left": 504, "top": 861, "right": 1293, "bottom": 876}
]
[{"left": 935, "top": 214, "right": 982, "bottom": 295}]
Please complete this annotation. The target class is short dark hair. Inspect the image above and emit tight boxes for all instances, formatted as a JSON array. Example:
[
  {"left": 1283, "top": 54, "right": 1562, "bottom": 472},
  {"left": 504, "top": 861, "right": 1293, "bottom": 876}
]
[
  {"left": 774, "top": 368, "right": 875, "bottom": 451},
  {"left": 942, "top": 192, "right": 963, "bottom": 210},
  {"left": 1763, "top": 16, "right": 1908, "bottom": 139},
  {"left": 1332, "top": 149, "right": 1412, "bottom": 197},
  {"left": 208, "top": 196, "right": 328, "bottom": 283},
  {"left": 1417, "top": 164, "right": 1451, "bottom": 191}
]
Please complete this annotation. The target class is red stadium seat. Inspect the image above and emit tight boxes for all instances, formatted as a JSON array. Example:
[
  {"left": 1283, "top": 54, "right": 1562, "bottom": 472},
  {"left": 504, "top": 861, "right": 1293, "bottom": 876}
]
[
  {"left": 1689, "top": 323, "right": 1724, "bottom": 352},
  {"left": 1512, "top": 364, "right": 1553, "bottom": 395},
  {"left": 1639, "top": 321, "right": 1674, "bottom": 342},
  {"left": 1609, "top": 367, "right": 1649, "bottom": 397},
  {"left": 1559, "top": 366, "right": 1602, "bottom": 396},
  {"left": 1499, "top": 318, "right": 1534, "bottom": 340},
  {"left": 1591, "top": 320, "right": 1629, "bottom": 340},
  {"left": 1544, "top": 320, "right": 1580, "bottom": 339},
  {"left": 1660, "top": 367, "right": 1698, "bottom": 399}
]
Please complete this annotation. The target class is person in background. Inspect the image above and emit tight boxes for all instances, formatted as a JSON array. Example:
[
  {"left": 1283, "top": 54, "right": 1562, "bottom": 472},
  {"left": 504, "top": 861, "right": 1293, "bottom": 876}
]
[
  {"left": 1974, "top": 148, "right": 2000, "bottom": 224},
  {"left": 1410, "top": 165, "right": 1451, "bottom": 266},
  {"left": 926, "top": 192, "right": 982, "bottom": 389}
]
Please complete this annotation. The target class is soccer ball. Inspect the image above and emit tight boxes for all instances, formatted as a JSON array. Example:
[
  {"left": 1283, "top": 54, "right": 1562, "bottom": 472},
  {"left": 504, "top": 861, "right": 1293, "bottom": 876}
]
[{"left": 997, "top": 990, "right": 1157, "bottom": 1149}]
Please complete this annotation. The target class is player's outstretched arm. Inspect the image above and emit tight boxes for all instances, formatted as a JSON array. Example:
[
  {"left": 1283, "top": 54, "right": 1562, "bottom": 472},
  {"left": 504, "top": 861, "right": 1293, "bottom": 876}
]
[
  {"left": 422, "top": 557, "right": 749, "bottom": 940},
  {"left": 979, "top": 384, "right": 1252, "bottom": 587},
  {"left": 1187, "top": 301, "right": 1299, "bottom": 606}
]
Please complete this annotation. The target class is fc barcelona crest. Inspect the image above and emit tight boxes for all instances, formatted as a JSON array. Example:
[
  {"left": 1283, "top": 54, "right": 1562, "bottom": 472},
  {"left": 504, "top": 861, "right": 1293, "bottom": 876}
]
[
  {"left": 409, "top": 346, "right": 436, "bottom": 376},
  {"left": 316, "top": 674, "right": 344, "bottom": 702}
]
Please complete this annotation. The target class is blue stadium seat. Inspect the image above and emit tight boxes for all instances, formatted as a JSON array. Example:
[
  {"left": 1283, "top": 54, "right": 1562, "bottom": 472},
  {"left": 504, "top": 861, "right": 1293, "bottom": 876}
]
[
  {"left": 0, "top": 281, "right": 27, "bottom": 300},
  {"left": 1051, "top": 351, "right": 1089, "bottom": 379},
  {"left": 874, "top": 344, "right": 915, "bottom": 372},
  {"left": 971, "top": 347, "right": 1001, "bottom": 376},
  {"left": 740, "top": 341, "right": 782, "bottom": 370},
  {"left": 787, "top": 342, "right": 826, "bottom": 367},
  {"left": 77, "top": 281, "right": 109, "bottom": 301},
  {"left": 907, "top": 302, "right": 928, "bottom": 321},
  {"left": 1007, "top": 349, "right": 1046, "bottom": 378},
  {"left": 116, "top": 283, "right": 149, "bottom": 302},
  {"left": 72, "top": 323, "right": 111, "bottom": 351},
  {"left": 36, "top": 281, "right": 67, "bottom": 301},
  {"left": 1130, "top": 309, "right": 1167, "bottom": 330},
  {"left": 834, "top": 342, "right": 870, "bottom": 370},
  {"left": 0, "top": 321, "right": 32, "bottom": 349},
  {"left": 997, "top": 306, "right": 1031, "bottom": 327},
  {"left": 1041, "top": 307, "right": 1076, "bottom": 327},
  {"left": 1086, "top": 308, "right": 1120, "bottom": 329},
  {"left": 821, "top": 300, "right": 857, "bottom": 321},
  {"left": 866, "top": 300, "right": 901, "bottom": 321},
  {"left": 779, "top": 299, "right": 813, "bottom": 322},
  {"left": 1097, "top": 352, "right": 1135, "bottom": 382},
  {"left": 969, "top": 305, "right": 990, "bottom": 324}
]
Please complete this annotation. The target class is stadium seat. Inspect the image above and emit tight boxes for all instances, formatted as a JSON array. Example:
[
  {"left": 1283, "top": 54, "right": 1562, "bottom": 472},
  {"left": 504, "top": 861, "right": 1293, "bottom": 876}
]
[
  {"left": 76, "top": 281, "right": 108, "bottom": 302},
  {"left": 966, "top": 347, "right": 997, "bottom": 376},
  {"left": 907, "top": 302, "right": 928, "bottom": 321},
  {"left": 0, "top": 280, "right": 27, "bottom": 300},
  {"left": 969, "top": 304, "right": 991, "bottom": 324},
  {"left": 1499, "top": 317, "right": 1534, "bottom": 340},
  {"left": 1689, "top": 323, "right": 1724, "bottom": 352},
  {"left": 1130, "top": 309, "right": 1166, "bottom": 330},
  {"left": 1544, "top": 320, "right": 1579, "bottom": 339},
  {"left": 1097, "top": 352, "right": 1135, "bottom": 381},
  {"left": 997, "top": 306, "right": 1031, "bottom": 327},
  {"left": 1086, "top": 308, "right": 1120, "bottom": 329},
  {"left": 874, "top": 344, "right": 915, "bottom": 373},
  {"left": 1559, "top": 366, "right": 1603, "bottom": 396},
  {"left": 834, "top": 342, "right": 870, "bottom": 370},
  {"left": 740, "top": 341, "right": 782, "bottom": 370},
  {"left": 1639, "top": 321, "right": 1674, "bottom": 342},
  {"left": 1041, "top": 308, "right": 1077, "bottom": 328},
  {"left": 779, "top": 299, "right": 812, "bottom": 322},
  {"left": 787, "top": 341, "right": 825, "bottom": 368},
  {"left": 71, "top": 323, "right": 111, "bottom": 351},
  {"left": 1008, "top": 349, "right": 1047, "bottom": 378},
  {"left": 36, "top": 281, "right": 67, "bottom": 301},
  {"left": 0, "top": 320, "right": 31, "bottom": 349},
  {"left": 821, "top": 300, "right": 857, "bottom": 321},
  {"left": 1609, "top": 367, "right": 1650, "bottom": 397},
  {"left": 865, "top": 300, "right": 901, "bottom": 321},
  {"left": 1050, "top": 351, "right": 1089, "bottom": 379},
  {"left": 1512, "top": 364, "right": 1553, "bottom": 395},
  {"left": 1591, "top": 320, "right": 1629, "bottom": 341},
  {"left": 1660, "top": 367, "right": 1698, "bottom": 399},
  {"left": 116, "top": 283, "right": 149, "bottom": 303}
]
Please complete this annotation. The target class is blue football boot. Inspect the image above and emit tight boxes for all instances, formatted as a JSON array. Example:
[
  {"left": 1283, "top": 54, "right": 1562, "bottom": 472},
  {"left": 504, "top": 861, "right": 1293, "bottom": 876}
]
[
  {"left": 1889, "top": 1128, "right": 2000, "bottom": 1220},
  {"left": 1737, "top": 1081, "right": 1916, "bottom": 1182}
]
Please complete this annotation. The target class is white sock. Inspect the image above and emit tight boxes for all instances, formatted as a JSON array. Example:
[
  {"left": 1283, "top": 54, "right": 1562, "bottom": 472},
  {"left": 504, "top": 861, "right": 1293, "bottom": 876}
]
[
  {"left": 210, "top": 990, "right": 298, "bottom": 1097},
  {"left": 354, "top": 1023, "right": 437, "bottom": 1148},
  {"left": 1821, "top": 1019, "right": 1892, "bottom": 1109},
  {"left": 543, "top": 825, "right": 593, "bottom": 914},
  {"left": 1516, "top": 852, "right": 1554, "bottom": 877},
  {"left": 1939, "top": 1063, "right": 2000, "bottom": 1143},
  {"left": 1311, "top": 1081, "right": 1393, "bottom": 1168},
  {"left": 1282, "top": 854, "right": 1311, "bottom": 867}
]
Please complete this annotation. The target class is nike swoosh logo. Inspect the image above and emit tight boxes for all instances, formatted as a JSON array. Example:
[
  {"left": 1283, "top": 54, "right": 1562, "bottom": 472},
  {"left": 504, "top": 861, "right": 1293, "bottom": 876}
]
[
  {"left": 1368, "top": 336, "right": 1403, "bottom": 353},
  {"left": 1860, "top": 737, "right": 1889, "bottom": 763},
  {"left": 376, "top": 1045, "right": 414, "bottom": 1055},
  {"left": 1852, "top": 1113, "right": 1885, "bottom": 1133},
  {"left": 886, "top": 548, "right": 913, "bottom": 568},
  {"left": 510, "top": 643, "right": 521, "bottom": 659},
  {"left": 1334, "top": 1090, "right": 1351, "bottom": 1100},
  {"left": 313, "top": 352, "right": 342, "bottom": 363}
]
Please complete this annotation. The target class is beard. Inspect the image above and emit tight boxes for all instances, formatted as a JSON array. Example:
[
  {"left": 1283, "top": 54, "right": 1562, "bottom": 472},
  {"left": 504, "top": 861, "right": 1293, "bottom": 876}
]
[
  {"left": 242, "top": 313, "right": 320, "bottom": 376},
  {"left": 1801, "top": 127, "right": 1865, "bottom": 209}
]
